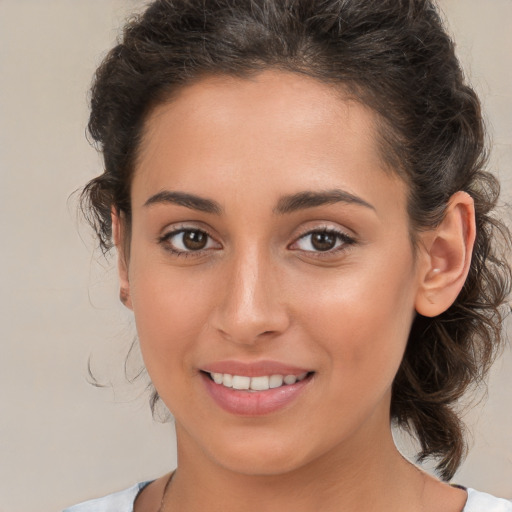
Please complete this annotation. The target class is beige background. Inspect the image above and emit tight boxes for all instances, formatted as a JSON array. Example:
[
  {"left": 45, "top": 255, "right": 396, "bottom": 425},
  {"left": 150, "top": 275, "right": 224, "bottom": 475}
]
[{"left": 0, "top": 1, "right": 510, "bottom": 511}]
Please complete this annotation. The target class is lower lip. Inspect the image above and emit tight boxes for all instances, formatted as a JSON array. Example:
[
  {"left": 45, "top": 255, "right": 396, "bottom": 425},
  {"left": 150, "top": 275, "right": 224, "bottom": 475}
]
[{"left": 201, "top": 372, "right": 313, "bottom": 416}]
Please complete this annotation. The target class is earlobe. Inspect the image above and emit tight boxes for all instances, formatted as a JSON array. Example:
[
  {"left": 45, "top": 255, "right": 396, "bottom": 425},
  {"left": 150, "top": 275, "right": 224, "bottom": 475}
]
[
  {"left": 415, "top": 191, "right": 476, "bottom": 317},
  {"left": 111, "top": 208, "right": 133, "bottom": 311}
]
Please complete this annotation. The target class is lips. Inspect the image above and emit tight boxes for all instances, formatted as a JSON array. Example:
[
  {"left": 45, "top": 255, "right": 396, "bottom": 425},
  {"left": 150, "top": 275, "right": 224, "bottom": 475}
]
[
  {"left": 208, "top": 371, "right": 309, "bottom": 390},
  {"left": 200, "top": 361, "right": 314, "bottom": 416}
]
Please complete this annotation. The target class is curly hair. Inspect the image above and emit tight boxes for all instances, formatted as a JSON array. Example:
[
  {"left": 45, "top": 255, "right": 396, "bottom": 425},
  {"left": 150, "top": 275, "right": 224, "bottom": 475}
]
[{"left": 82, "top": 0, "right": 511, "bottom": 480}]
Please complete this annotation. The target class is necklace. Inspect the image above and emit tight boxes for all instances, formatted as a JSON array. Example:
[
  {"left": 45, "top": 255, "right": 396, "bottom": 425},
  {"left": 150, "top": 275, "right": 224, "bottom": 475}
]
[
  {"left": 156, "top": 467, "right": 429, "bottom": 512},
  {"left": 156, "top": 472, "right": 175, "bottom": 512}
]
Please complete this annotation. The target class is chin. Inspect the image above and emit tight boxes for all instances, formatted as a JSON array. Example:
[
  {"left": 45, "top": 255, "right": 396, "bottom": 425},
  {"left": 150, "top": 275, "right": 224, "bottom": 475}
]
[
  {"left": 197, "top": 427, "right": 324, "bottom": 477},
  {"left": 215, "top": 450, "right": 308, "bottom": 477}
]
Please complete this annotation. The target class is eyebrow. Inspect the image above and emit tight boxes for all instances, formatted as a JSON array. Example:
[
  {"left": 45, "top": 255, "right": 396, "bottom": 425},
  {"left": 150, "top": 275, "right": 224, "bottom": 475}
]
[
  {"left": 143, "top": 190, "right": 222, "bottom": 214},
  {"left": 274, "top": 189, "right": 375, "bottom": 215},
  {"left": 143, "top": 188, "right": 375, "bottom": 215}
]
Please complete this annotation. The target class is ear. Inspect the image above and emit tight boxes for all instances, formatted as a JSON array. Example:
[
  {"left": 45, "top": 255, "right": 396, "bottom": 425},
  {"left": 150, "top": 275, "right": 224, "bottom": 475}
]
[
  {"left": 415, "top": 191, "right": 476, "bottom": 317},
  {"left": 111, "top": 208, "right": 133, "bottom": 310}
]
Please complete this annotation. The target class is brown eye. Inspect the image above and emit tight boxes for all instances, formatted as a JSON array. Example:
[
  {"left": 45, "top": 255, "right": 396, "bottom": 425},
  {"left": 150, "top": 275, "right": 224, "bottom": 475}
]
[
  {"left": 160, "top": 228, "right": 220, "bottom": 255},
  {"left": 291, "top": 229, "right": 355, "bottom": 255},
  {"left": 182, "top": 230, "right": 208, "bottom": 250},
  {"left": 310, "top": 232, "right": 337, "bottom": 251}
]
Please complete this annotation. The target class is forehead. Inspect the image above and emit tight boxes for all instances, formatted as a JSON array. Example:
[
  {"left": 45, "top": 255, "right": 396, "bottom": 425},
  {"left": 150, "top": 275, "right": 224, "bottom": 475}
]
[
  {"left": 139, "top": 70, "right": 377, "bottom": 164},
  {"left": 133, "top": 69, "right": 406, "bottom": 215}
]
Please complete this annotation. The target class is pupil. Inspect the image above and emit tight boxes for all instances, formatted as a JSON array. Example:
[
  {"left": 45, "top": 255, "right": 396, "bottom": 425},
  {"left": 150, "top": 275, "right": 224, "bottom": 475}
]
[
  {"left": 312, "top": 232, "right": 336, "bottom": 251},
  {"left": 183, "top": 230, "right": 207, "bottom": 250}
]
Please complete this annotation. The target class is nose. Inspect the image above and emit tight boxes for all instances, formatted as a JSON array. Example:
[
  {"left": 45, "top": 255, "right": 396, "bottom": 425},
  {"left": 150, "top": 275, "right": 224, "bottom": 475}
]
[{"left": 210, "top": 246, "right": 290, "bottom": 345}]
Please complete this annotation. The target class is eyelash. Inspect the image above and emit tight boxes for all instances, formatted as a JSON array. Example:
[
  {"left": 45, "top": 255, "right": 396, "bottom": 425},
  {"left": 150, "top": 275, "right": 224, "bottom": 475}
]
[
  {"left": 158, "top": 226, "right": 356, "bottom": 258},
  {"left": 290, "top": 228, "right": 356, "bottom": 258},
  {"left": 158, "top": 227, "right": 219, "bottom": 258}
]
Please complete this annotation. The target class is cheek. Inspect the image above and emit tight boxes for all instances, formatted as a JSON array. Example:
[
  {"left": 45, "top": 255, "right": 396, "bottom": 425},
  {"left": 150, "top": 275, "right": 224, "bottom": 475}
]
[
  {"left": 295, "top": 253, "right": 417, "bottom": 385},
  {"left": 128, "top": 260, "right": 218, "bottom": 376}
]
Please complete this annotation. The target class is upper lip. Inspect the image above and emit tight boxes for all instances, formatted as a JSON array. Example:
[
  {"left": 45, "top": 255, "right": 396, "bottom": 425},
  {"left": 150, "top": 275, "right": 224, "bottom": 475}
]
[{"left": 201, "top": 360, "right": 312, "bottom": 377}]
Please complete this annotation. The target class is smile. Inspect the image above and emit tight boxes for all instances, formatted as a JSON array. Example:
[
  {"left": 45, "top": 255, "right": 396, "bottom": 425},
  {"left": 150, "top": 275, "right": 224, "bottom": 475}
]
[
  {"left": 208, "top": 372, "right": 309, "bottom": 391},
  {"left": 200, "top": 361, "right": 315, "bottom": 415}
]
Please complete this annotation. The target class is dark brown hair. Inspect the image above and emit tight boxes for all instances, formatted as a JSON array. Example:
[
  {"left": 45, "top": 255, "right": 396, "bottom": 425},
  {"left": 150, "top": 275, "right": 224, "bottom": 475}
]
[{"left": 82, "top": 0, "right": 511, "bottom": 480}]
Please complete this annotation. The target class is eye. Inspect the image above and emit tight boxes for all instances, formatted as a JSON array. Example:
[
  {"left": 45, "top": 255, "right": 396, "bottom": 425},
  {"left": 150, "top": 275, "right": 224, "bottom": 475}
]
[
  {"left": 290, "top": 229, "right": 355, "bottom": 254},
  {"left": 159, "top": 228, "right": 220, "bottom": 255}
]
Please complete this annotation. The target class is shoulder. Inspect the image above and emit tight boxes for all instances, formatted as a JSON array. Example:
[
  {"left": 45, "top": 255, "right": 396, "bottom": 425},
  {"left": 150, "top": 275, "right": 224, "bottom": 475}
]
[
  {"left": 464, "top": 488, "right": 512, "bottom": 512},
  {"left": 62, "top": 481, "right": 152, "bottom": 512}
]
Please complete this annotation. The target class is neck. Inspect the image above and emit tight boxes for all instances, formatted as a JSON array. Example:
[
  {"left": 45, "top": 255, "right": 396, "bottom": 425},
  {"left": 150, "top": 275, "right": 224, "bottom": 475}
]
[{"left": 166, "top": 423, "right": 426, "bottom": 512}]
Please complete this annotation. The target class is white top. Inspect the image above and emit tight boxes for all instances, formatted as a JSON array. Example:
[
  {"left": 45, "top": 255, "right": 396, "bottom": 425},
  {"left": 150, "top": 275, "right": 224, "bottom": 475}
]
[
  {"left": 63, "top": 482, "right": 512, "bottom": 512},
  {"left": 464, "top": 488, "right": 512, "bottom": 512}
]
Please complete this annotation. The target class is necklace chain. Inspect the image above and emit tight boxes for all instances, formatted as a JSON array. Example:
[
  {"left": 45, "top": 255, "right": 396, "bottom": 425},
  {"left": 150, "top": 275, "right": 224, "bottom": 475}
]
[
  {"left": 156, "top": 472, "right": 175, "bottom": 512},
  {"left": 155, "top": 468, "right": 429, "bottom": 512}
]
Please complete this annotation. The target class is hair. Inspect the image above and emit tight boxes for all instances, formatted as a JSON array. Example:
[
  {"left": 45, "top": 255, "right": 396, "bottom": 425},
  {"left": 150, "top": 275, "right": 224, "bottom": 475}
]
[{"left": 82, "top": 0, "right": 511, "bottom": 480}]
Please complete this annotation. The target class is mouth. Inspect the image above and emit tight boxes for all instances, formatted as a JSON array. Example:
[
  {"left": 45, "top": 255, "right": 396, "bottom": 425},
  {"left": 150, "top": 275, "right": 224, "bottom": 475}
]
[
  {"left": 199, "top": 367, "right": 315, "bottom": 415},
  {"left": 202, "top": 370, "right": 313, "bottom": 391}
]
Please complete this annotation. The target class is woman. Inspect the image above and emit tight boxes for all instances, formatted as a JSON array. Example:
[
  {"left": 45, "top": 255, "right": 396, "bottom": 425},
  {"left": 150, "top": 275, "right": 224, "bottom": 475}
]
[{"left": 66, "top": 0, "right": 512, "bottom": 510}]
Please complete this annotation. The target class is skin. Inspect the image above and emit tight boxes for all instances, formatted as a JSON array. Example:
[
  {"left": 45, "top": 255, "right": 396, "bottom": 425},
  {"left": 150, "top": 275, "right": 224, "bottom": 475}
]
[{"left": 113, "top": 70, "right": 475, "bottom": 512}]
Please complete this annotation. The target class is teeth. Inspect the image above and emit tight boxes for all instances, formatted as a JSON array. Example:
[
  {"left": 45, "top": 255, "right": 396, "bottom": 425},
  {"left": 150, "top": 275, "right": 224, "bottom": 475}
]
[
  {"left": 269, "top": 375, "right": 283, "bottom": 388},
  {"left": 209, "top": 372, "right": 309, "bottom": 391},
  {"left": 283, "top": 374, "right": 297, "bottom": 385},
  {"left": 232, "top": 375, "right": 250, "bottom": 390},
  {"left": 222, "top": 373, "right": 233, "bottom": 387},
  {"left": 250, "top": 376, "right": 269, "bottom": 391}
]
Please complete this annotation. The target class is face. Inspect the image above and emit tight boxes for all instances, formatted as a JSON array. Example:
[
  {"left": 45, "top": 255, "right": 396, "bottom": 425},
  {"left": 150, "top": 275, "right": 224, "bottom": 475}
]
[{"left": 120, "top": 70, "right": 424, "bottom": 476}]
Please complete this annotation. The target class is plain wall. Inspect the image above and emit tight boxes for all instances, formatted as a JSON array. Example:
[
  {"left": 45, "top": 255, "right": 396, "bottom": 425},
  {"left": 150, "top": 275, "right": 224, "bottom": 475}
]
[{"left": 0, "top": 1, "right": 510, "bottom": 511}]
